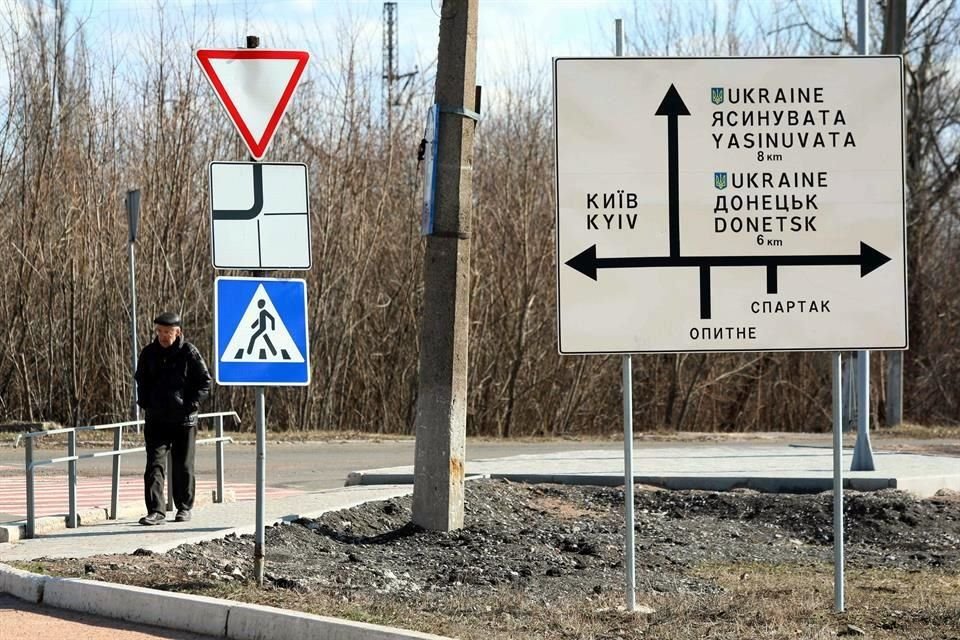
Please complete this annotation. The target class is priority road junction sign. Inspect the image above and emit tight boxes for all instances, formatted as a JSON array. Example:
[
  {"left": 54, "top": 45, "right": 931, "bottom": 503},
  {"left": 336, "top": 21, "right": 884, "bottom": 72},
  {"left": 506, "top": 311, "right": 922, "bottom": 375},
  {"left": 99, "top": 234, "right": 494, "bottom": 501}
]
[
  {"left": 214, "top": 277, "right": 310, "bottom": 386},
  {"left": 208, "top": 161, "right": 311, "bottom": 270},
  {"left": 554, "top": 56, "right": 908, "bottom": 354},
  {"left": 195, "top": 48, "right": 309, "bottom": 160}
]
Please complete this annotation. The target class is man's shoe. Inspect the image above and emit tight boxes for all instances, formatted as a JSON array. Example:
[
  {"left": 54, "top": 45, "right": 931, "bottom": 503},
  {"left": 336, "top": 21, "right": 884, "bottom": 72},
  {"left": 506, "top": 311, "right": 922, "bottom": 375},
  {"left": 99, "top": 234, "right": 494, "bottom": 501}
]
[
  {"left": 174, "top": 509, "right": 192, "bottom": 522},
  {"left": 138, "top": 512, "right": 166, "bottom": 526}
]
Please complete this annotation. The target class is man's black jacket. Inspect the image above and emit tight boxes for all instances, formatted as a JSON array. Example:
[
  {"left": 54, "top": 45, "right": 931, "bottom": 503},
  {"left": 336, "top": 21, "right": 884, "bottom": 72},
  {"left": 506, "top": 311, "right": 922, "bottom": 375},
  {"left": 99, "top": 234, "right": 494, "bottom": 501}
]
[{"left": 135, "top": 335, "right": 212, "bottom": 427}]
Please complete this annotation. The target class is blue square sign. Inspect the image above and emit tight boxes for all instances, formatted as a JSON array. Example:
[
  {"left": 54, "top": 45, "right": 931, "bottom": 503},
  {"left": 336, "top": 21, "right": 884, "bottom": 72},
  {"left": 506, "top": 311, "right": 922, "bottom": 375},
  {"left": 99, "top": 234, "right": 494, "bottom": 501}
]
[{"left": 214, "top": 277, "right": 310, "bottom": 386}]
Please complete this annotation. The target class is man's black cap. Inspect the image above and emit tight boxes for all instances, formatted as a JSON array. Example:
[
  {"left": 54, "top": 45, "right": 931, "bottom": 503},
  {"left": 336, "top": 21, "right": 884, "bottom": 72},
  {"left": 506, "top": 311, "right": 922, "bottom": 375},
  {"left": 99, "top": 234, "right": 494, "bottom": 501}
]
[{"left": 153, "top": 311, "right": 181, "bottom": 327}]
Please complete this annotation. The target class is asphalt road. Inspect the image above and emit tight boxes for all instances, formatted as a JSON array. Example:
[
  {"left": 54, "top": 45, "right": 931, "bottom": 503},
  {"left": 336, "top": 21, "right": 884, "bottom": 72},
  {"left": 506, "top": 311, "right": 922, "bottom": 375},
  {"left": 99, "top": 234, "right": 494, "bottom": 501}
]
[
  {"left": 0, "top": 437, "right": 624, "bottom": 488},
  {"left": 0, "top": 437, "right": 624, "bottom": 521}
]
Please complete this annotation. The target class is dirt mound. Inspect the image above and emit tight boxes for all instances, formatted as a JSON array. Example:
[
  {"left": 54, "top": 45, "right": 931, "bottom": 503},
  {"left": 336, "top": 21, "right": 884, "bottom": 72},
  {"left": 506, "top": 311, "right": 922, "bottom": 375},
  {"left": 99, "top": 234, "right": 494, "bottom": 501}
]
[{"left": 26, "top": 479, "right": 960, "bottom": 639}]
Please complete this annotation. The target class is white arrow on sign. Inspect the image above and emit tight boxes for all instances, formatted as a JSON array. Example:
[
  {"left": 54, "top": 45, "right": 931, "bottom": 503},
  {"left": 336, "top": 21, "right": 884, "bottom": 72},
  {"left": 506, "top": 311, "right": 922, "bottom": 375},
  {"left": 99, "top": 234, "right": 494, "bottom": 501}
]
[{"left": 195, "top": 48, "right": 309, "bottom": 160}]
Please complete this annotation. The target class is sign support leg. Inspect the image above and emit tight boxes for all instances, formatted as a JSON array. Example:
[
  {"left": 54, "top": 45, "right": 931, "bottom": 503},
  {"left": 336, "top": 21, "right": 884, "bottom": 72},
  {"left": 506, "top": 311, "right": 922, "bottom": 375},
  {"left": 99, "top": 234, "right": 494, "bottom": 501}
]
[
  {"left": 255, "top": 386, "right": 266, "bottom": 587},
  {"left": 851, "top": 350, "right": 875, "bottom": 470},
  {"left": 622, "top": 354, "right": 636, "bottom": 612},
  {"left": 613, "top": 18, "right": 636, "bottom": 614},
  {"left": 832, "top": 352, "right": 845, "bottom": 612},
  {"left": 850, "top": 0, "right": 876, "bottom": 472}
]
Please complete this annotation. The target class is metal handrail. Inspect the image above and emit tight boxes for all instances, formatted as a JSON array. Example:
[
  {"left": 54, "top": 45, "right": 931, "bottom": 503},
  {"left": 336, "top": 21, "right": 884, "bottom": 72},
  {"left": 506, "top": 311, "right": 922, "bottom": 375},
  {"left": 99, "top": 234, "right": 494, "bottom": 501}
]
[{"left": 23, "top": 411, "right": 241, "bottom": 538}]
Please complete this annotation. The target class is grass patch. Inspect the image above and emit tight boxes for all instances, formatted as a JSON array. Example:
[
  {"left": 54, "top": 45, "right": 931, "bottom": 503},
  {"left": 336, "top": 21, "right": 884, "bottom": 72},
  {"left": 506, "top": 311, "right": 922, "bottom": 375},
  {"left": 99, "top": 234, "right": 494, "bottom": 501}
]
[
  {"left": 876, "top": 421, "right": 960, "bottom": 439},
  {"left": 680, "top": 562, "right": 960, "bottom": 640}
]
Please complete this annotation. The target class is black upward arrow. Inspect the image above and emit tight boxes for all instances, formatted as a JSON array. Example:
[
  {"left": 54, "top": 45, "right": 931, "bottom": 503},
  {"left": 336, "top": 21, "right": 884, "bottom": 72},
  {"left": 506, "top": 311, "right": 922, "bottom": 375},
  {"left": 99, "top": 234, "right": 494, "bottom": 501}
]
[
  {"left": 565, "top": 242, "right": 892, "bottom": 281},
  {"left": 655, "top": 84, "right": 690, "bottom": 258}
]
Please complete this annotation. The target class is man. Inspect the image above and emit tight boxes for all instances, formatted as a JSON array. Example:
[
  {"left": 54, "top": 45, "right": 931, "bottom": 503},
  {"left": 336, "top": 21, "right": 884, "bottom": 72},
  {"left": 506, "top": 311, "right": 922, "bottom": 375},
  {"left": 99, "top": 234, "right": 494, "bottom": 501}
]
[{"left": 135, "top": 312, "right": 212, "bottom": 525}]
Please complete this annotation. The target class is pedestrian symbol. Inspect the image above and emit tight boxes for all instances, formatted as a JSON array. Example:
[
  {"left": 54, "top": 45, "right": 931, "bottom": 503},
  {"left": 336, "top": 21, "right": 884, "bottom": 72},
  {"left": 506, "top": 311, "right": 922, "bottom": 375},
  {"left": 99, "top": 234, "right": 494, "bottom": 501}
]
[
  {"left": 214, "top": 277, "right": 309, "bottom": 386},
  {"left": 221, "top": 285, "right": 304, "bottom": 363}
]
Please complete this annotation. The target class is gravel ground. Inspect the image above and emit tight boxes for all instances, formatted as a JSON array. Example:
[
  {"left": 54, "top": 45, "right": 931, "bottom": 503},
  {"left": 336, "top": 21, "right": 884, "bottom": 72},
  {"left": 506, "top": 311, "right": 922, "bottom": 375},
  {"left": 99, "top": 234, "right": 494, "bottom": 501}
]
[{"left": 21, "top": 480, "right": 960, "bottom": 639}]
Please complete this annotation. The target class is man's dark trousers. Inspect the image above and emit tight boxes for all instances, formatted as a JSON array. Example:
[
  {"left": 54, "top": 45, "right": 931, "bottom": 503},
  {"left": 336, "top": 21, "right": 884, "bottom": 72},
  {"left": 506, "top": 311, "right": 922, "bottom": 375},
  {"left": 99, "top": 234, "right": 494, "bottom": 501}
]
[{"left": 144, "top": 420, "right": 196, "bottom": 515}]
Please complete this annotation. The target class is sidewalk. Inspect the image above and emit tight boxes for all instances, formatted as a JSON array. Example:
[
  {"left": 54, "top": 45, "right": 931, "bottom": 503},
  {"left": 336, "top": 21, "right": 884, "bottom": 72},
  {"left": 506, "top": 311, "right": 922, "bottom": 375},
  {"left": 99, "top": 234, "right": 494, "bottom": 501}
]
[
  {"left": 0, "top": 484, "right": 412, "bottom": 562},
  {"left": 347, "top": 442, "right": 960, "bottom": 496}
]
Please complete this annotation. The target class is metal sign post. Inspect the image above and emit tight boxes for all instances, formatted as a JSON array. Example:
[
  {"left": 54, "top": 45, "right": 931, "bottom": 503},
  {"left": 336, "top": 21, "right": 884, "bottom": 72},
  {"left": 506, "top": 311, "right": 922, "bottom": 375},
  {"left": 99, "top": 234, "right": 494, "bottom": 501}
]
[
  {"left": 614, "top": 18, "right": 637, "bottom": 614},
  {"left": 554, "top": 28, "right": 910, "bottom": 618},
  {"left": 123, "top": 189, "right": 140, "bottom": 518},
  {"left": 851, "top": 0, "right": 876, "bottom": 472},
  {"left": 197, "top": 34, "right": 313, "bottom": 589},
  {"left": 832, "top": 351, "right": 845, "bottom": 611},
  {"left": 126, "top": 189, "right": 141, "bottom": 431},
  {"left": 254, "top": 386, "right": 266, "bottom": 585}
]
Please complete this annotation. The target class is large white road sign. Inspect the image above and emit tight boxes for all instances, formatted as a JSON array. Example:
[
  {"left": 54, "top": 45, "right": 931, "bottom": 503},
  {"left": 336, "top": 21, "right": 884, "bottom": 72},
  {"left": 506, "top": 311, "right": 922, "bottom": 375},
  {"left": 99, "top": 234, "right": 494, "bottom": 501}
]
[{"left": 554, "top": 56, "right": 907, "bottom": 354}]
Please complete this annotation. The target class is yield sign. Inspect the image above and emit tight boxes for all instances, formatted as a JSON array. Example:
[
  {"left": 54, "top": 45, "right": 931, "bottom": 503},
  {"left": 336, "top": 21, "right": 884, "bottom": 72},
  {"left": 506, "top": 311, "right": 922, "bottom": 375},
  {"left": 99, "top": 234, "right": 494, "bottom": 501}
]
[{"left": 195, "top": 48, "right": 309, "bottom": 160}]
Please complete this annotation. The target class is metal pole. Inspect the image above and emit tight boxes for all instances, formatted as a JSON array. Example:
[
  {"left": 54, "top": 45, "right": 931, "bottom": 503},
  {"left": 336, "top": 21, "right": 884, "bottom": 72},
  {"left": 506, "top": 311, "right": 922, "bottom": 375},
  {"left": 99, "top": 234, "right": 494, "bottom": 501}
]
[
  {"left": 67, "top": 430, "right": 78, "bottom": 528},
  {"left": 842, "top": 353, "right": 855, "bottom": 432},
  {"left": 885, "top": 352, "right": 903, "bottom": 426},
  {"left": 215, "top": 415, "right": 225, "bottom": 503},
  {"left": 110, "top": 427, "right": 121, "bottom": 519},
  {"left": 881, "top": 2, "right": 907, "bottom": 429},
  {"left": 857, "top": 0, "right": 868, "bottom": 55},
  {"left": 166, "top": 451, "right": 174, "bottom": 512},
  {"left": 852, "top": 0, "right": 875, "bottom": 471},
  {"left": 614, "top": 16, "right": 636, "bottom": 615},
  {"left": 130, "top": 242, "right": 139, "bottom": 430},
  {"left": 254, "top": 387, "right": 266, "bottom": 587},
  {"left": 832, "top": 351, "right": 845, "bottom": 612},
  {"left": 622, "top": 355, "right": 636, "bottom": 612},
  {"left": 25, "top": 437, "right": 35, "bottom": 539},
  {"left": 615, "top": 17, "right": 624, "bottom": 56},
  {"left": 852, "top": 350, "right": 875, "bottom": 470},
  {"left": 127, "top": 190, "right": 141, "bottom": 434}
]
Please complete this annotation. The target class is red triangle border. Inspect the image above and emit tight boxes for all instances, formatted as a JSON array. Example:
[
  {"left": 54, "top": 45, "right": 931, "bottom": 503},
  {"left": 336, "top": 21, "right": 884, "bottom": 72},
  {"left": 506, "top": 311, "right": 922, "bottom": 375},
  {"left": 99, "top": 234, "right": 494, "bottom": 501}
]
[{"left": 195, "top": 49, "right": 310, "bottom": 160}]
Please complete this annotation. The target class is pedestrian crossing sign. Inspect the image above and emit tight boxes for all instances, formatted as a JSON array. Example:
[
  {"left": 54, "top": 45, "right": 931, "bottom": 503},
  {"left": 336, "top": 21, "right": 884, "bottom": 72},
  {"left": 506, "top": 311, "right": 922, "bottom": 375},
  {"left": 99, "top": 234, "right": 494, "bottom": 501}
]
[{"left": 214, "top": 277, "right": 310, "bottom": 385}]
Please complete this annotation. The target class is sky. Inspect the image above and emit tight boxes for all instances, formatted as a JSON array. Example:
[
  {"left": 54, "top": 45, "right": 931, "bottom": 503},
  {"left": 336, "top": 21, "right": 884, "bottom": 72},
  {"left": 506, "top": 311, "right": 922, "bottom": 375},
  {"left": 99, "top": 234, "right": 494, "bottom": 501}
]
[
  {"left": 62, "top": 0, "right": 621, "bottom": 66},
  {"left": 3, "top": 0, "right": 893, "bottom": 118},
  {"left": 15, "top": 0, "right": 644, "bottom": 105}
]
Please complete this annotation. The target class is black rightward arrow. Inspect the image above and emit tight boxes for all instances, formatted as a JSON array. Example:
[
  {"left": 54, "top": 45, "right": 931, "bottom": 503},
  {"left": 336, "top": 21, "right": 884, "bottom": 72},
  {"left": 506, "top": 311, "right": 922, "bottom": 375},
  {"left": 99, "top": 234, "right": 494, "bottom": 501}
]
[
  {"left": 565, "top": 242, "right": 892, "bottom": 281},
  {"left": 655, "top": 84, "right": 691, "bottom": 258}
]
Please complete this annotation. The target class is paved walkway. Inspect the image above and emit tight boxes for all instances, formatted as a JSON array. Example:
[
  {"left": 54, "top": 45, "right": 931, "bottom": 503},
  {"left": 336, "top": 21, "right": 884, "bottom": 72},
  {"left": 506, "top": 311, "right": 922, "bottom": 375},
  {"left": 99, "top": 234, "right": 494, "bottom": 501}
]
[
  {"left": 0, "top": 484, "right": 412, "bottom": 562},
  {"left": 0, "top": 475, "right": 303, "bottom": 521},
  {"left": 0, "top": 475, "right": 302, "bottom": 520},
  {"left": 349, "top": 442, "right": 960, "bottom": 496}
]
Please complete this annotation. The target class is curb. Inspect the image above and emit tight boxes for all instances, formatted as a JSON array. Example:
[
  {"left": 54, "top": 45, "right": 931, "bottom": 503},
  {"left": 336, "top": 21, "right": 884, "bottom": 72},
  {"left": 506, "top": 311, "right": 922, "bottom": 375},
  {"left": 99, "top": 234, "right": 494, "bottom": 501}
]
[
  {"left": 345, "top": 469, "right": 960, "bottom": 498},
  {"left": 345, "top": 472, "right": 488, "bottom": 486},
  {"left": 0, "top": 562, "right": 44, "bottom": 602},
  {"left": 0, "top": 562, "right": 452, "bottom": 640},
  {"left": 0, "top": 488, "right": 236, "bottom": 543}
]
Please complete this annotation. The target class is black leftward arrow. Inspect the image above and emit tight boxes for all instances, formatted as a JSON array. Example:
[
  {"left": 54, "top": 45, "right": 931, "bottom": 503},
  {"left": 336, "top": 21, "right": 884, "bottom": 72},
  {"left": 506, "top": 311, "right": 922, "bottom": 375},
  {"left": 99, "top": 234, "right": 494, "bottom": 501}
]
[{"left": 565, "top": 242, "right": 892, "bottom": 281}]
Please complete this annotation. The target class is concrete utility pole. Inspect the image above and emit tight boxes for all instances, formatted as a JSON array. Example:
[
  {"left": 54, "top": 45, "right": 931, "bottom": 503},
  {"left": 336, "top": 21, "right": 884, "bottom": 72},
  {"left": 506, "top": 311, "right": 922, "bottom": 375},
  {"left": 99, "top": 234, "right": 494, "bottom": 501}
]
[
  {"left": 883, "top": 0, "right": 907, "bottom": 428},
  {"left": 412, "top": 0, "right": 478, "bottom": 532}
]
